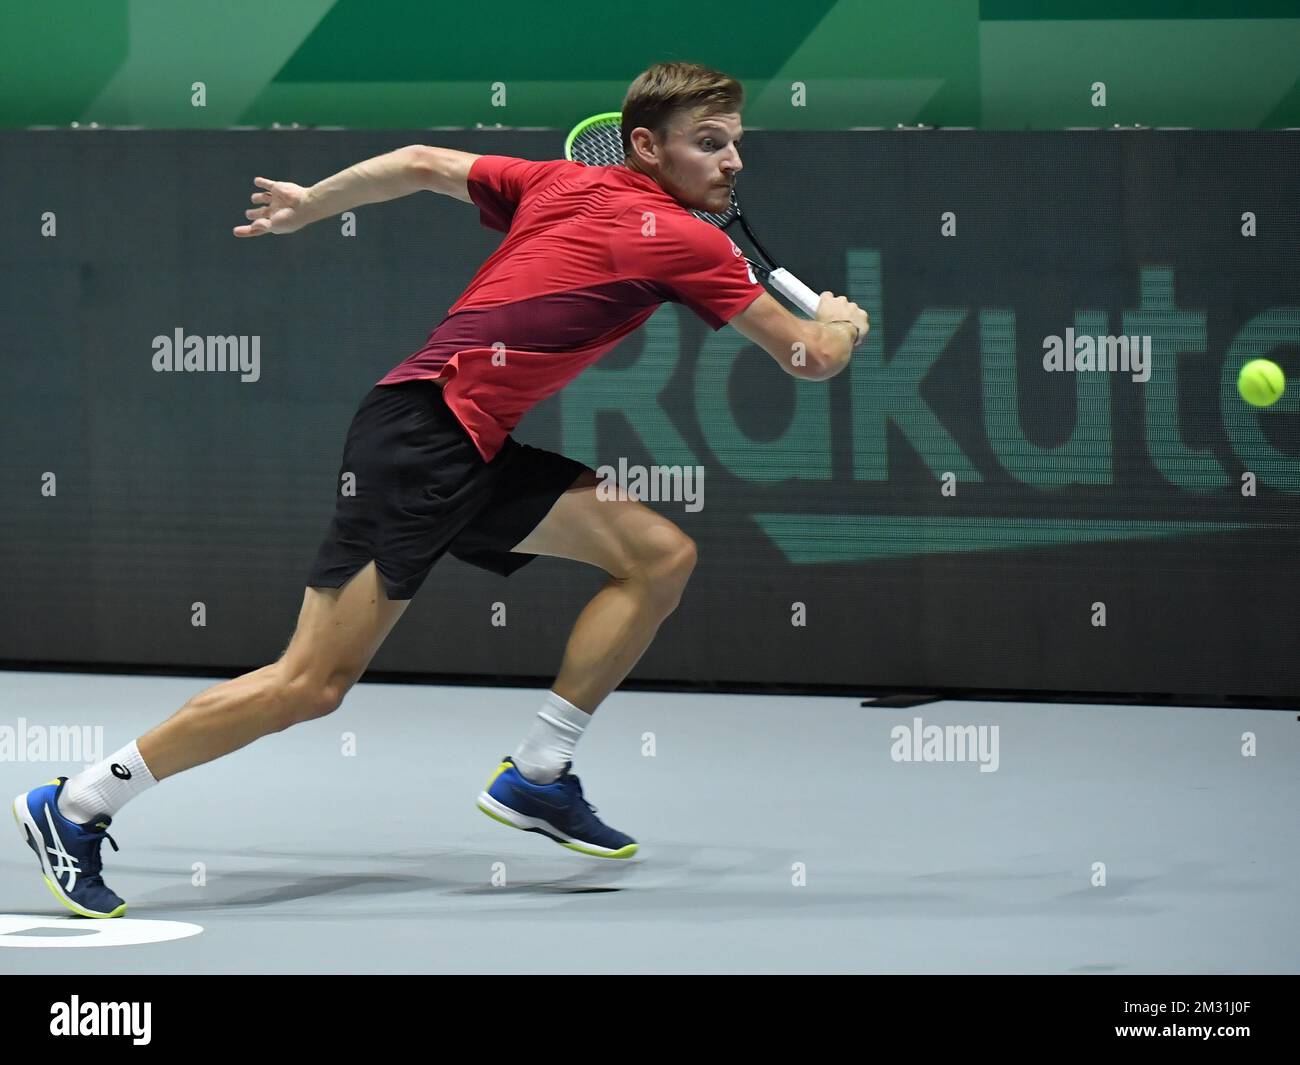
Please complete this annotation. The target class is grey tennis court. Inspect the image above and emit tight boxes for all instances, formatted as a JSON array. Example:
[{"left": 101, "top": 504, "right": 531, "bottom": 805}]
[{"left": 3, "top": 671, "right": 1295, "bottom": 974}]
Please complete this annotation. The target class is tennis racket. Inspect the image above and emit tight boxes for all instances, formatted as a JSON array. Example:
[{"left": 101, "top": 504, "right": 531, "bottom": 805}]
[{"left": 563, "top": 112, "right": 823, "bottom": 317}]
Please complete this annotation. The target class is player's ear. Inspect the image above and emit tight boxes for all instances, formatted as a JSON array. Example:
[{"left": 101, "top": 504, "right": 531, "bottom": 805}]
[{"left": 627, "top": 127, "right": 655, "bottom": 165}]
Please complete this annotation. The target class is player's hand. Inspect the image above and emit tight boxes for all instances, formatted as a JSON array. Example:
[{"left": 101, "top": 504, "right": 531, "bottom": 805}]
[
  {"left": 233, "top": 177, "right": 312, "bottom": 238},
  {"left": 815, "top": 292, "right": 869, "bottom": 348}
]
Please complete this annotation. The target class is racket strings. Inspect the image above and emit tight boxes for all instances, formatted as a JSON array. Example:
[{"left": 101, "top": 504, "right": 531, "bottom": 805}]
[
  {"left": 568, "top": 119, "right": 741, "bottom": 227},
  {"left": 568, "top": 121, "right": 626, "bottom": 168}
]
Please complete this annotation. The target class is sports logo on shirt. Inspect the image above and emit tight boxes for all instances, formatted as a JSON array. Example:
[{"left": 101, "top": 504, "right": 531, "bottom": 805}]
[{"left": 726, "top": 238, "right": 756, "bottom": 283}]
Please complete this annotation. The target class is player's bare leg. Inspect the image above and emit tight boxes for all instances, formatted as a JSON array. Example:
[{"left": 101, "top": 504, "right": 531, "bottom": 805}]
[
  {"left": 477, "top": 469, "right": 696, "bottom": 858},
  {"left": 138, "top": 560, "right": 410, "bottom": 779},
  {"left": 510, "top": 468, "right": 698, "bottom": 713},
  {"left": 15, "top": 560, "right": 410, "bottom": 915}
]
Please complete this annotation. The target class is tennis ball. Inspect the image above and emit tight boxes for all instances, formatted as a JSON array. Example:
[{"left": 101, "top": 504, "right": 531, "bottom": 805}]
[{"left": 1237, "top": 359, "right": 1286, "bottom": 408}]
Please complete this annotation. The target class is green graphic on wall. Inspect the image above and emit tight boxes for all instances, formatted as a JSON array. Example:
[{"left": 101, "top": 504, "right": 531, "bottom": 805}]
[{"left": 5, "top": 1, "right": 1299, "bottom": 129}]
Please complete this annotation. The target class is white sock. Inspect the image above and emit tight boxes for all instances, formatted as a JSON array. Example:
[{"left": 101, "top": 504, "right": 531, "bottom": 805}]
[
  {"left": 58, "top": 740, "right": 159, "bottom": 824},
  {"left": 512, "top": 690, "right": 591, "bottom": 784}
]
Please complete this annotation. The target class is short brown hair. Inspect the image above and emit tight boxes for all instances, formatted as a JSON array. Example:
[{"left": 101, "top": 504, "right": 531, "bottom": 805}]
[{"left": 620, "top": 61, "right": 744, "bottom": 157}]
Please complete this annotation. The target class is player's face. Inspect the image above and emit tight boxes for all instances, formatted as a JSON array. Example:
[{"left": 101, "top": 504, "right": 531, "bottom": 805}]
[{"left": 652, "top": 111, "right": 744, "bottom": 211}]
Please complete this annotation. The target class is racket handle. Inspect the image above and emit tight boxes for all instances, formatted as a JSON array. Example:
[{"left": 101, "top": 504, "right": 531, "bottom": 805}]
[{"left": 767, "top": 268, "right": 822, "bottom": 318}]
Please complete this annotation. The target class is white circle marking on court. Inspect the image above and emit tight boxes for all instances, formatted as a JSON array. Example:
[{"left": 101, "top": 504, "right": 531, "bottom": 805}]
[{"left": 0, "top": 914, "right": 203, "bottom": 948}]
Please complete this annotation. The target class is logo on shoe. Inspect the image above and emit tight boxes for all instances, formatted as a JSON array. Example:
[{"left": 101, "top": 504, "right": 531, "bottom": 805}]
[
  {"left": 110, "top": 764, "right": 131, "bottom": 780},
  {"left": 512, "top": 773, "right": 569, "bottom": 810},
  {"left": 43, "top": 807, "right": 81, "bottom": 891}
]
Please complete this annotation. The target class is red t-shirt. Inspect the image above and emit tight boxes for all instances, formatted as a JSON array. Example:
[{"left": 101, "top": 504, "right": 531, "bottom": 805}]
[{"left": 376, "top": 155, "right": 766, "bottom": 461}]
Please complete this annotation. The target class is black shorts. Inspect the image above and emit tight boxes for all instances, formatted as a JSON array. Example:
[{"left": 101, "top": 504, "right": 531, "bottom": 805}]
[{"left": 306, "top": 379, "right": 591, "bottom": 601}]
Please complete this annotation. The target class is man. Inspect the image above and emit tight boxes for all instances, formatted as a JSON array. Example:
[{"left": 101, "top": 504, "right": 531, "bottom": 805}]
[{"left": 13, "top": 61, "right": 868, "bottom": 917}]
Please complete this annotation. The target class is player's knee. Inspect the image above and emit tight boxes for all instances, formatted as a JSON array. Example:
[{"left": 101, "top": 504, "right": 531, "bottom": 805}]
[
  {"left": 634, "top": 526, "right": 698, "bottom": 610},
  {"left": 668, "top": 532, "right": 698, "bottom": 584},
  {"left": 662, "top": 536, "right": 698, "bottom": 610},
  {"left": 273, "top": 671, "right": 351, "bottom": 730}
]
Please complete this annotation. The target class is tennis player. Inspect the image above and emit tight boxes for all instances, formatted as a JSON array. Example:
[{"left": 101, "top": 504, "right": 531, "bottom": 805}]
[{"left": 14, "top": 61, "right": 868, "bottom": 917}]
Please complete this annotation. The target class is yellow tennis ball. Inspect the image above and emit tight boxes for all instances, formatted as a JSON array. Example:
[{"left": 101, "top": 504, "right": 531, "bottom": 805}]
[{"left": 1237, "top": 359, "right": 1286, "bottom": 408}]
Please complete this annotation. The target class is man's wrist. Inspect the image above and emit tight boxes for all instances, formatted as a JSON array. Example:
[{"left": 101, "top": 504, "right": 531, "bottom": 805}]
[
  {"left": 298, "top": 186, "right": 323, "bottom": 228},
  {"left": 301, "top": 147, "right": 427, "bottom": 227}
]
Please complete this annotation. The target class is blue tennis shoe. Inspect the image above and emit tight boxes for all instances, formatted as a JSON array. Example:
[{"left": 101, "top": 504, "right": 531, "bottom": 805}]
[
  {"left": 477, "top": 757, "right": 638, "bottom": 859},
  {"left": 12, "top": 777, "right": 127, "bottom": 918}
]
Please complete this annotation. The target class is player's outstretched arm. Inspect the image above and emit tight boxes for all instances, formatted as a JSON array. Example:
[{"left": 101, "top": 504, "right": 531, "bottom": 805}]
[
  {"left": 406, "top": 146, "right": 481, "bottom": 203},
  {"left": 233, "top": 144, "right": 474, "bottom": 238}
]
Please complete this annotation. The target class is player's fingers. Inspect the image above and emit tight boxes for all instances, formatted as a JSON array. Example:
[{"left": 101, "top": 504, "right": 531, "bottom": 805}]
[
  {"left": 253, "top": 177, "right": 273, "bottom": 189},
  {"left": 244, "top": 207, "right": 268, "bottom": 220},
  {"left": 250, "top": 192, "right": 271, "bottom": 205}
]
